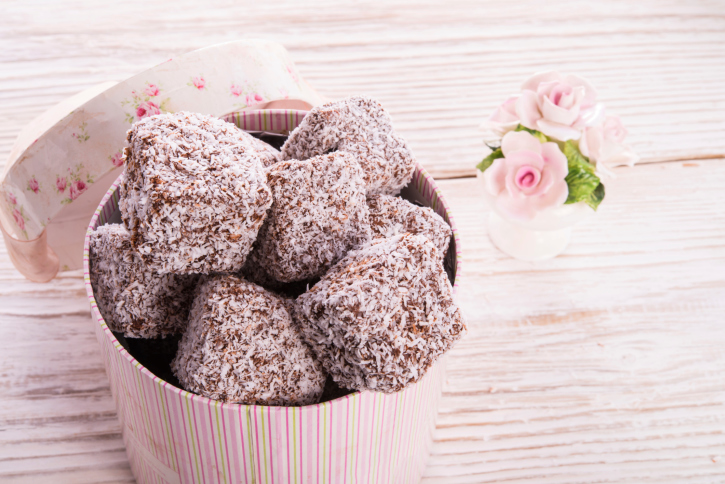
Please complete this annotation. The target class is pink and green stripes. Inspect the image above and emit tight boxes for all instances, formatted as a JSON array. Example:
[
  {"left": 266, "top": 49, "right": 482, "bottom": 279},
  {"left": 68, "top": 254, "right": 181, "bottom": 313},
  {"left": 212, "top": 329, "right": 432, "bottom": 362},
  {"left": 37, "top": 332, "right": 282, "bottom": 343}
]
[{"left": 223, "top": 109, "right": 307, "bottom": 134}]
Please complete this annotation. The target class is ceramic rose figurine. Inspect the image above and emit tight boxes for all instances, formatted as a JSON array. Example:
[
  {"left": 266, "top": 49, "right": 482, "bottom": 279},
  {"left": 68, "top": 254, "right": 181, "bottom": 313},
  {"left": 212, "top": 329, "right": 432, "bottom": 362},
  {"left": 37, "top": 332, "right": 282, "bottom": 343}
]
[{"left": 477, "top": 71, "right": 638, "bottom": 260}]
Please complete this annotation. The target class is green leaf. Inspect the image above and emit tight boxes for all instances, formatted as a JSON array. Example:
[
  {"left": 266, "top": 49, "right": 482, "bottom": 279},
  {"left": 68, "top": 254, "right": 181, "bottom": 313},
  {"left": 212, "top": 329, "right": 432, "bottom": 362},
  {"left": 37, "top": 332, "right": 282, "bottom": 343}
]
[
  {"left": 585, "top": 182, "right": 605, "bottom": 211},
  {"left": 476, "top": 147, "right": 503, "bottom": 173},
  {"left": 514, "top": 124, "right": 548, "bottom": 143},
  {"left": 562, "top": 140, "right": 603, "bottom": 207}
]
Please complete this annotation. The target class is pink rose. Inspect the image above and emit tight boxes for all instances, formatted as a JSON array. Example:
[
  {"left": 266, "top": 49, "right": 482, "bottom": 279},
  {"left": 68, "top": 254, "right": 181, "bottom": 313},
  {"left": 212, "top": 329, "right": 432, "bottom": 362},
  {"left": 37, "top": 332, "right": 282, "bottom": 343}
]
[
  {"left": 245, "top": 93, "right": 264, "bottom": 106},
  {"left": 483, "top": 131, "right": 569, "bottom": 221},
  {"left": 69, "top": 180, "right": 88, "bottom": 200},
  {"left": 12, "top": 208, "right": 24, "bottom": 230},
  {"left": 27, "top": 177, "right": 39, "bottom": 193},
  {"left": 192, "top": 76, "right": 206, "bottom": 90},
  {"left": 481, "top": 96, "right": 520, "bottom": 138},
  {"left": 7, "top": 192, "right": 17, "bottom": 205},
  {"left": 516, "top": 71, "right": 602, "bottom": 141},
  {"left": 579, "top": 116, "right": 639, "bottom": 176},
  {"left": 136, "top": 101, "right": 160, "bottom": 120},
  {"left": 144, "top": 84, "right": 159, "bottom": 97},
  {"left": 230, "top": 84, "right": 243, "bottom": 97},
  {"left": 56, "top": 177, "right": 67, "bottom": 193},
  {"left": 110, "top": 151, "right": 124, "bottom": 167}
]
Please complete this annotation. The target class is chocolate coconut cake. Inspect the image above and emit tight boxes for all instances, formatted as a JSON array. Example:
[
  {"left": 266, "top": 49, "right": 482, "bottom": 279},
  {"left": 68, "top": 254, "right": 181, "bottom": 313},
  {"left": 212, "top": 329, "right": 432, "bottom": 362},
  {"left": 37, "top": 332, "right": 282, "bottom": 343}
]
[
  {"left": 172, "top": 275, "right": 326, "bottom": 406},
  {"left": 254, "top": 151, "right": 371, "bottom": 283},
  {"left": 89, "top": 223, "right": 197, "bottom": 339},
  {"left": 120, "top": 111, "right": 272, "bottom": 274},
  {"left": 248, "top": 134, "right": 281, "bottom": 167},
  {"left": 294, "top": 233, "right": 466, "bottom": 394},
  {"left": 280, "top": 96, "right": 416, "bottom": 195},
  {"left": 367, "top": 194, "right": 452, "bottom": 258}
]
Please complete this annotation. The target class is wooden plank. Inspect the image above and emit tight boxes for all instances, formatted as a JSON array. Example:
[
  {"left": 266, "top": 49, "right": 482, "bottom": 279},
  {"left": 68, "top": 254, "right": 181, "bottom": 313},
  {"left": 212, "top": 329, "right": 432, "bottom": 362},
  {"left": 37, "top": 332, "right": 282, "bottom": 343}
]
[
  {"left": 423, "top": 160, "right": 725, "bottom": 481},
  {"left": 1, "top": 0, "right": 724, "bottom": 178}
]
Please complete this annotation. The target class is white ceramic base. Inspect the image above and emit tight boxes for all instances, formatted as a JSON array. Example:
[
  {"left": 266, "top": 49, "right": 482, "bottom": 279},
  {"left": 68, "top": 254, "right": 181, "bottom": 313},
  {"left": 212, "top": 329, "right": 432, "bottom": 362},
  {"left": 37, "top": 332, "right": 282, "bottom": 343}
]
[
  {"left": 488, "top": 210, "right": 573, "bottom": 261},
  {"left": 476, "top": 170, "right": 595, "bottom": 261}
]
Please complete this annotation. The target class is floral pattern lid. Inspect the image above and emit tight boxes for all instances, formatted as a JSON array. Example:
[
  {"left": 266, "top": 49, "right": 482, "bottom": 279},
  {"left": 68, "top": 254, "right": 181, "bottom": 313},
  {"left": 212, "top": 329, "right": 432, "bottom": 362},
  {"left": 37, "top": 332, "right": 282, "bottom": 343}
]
[{"left": 0, "top": 40, "right": 325, "bottom": 280}]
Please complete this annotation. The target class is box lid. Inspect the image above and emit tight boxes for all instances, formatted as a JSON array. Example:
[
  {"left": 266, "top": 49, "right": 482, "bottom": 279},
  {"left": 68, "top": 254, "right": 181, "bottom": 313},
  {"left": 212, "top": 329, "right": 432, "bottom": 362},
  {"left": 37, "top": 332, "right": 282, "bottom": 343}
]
[{"left": 0, "top": 39, "right": 325, "bottom": 281}]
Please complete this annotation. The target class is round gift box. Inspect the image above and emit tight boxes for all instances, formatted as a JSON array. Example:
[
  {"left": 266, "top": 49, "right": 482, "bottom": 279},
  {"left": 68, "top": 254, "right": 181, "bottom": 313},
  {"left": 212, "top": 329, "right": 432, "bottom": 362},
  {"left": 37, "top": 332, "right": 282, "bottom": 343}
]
[{"left": 83, "top": 110, "right": 461, "bottom": 484}]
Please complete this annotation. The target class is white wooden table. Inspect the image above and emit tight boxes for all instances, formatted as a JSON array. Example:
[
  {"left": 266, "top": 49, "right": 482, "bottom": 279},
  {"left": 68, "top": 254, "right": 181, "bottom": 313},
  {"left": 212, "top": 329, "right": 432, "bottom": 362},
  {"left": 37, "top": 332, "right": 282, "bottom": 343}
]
[{"left": 1, "top": 1, "right": 725, "bottom": 482}]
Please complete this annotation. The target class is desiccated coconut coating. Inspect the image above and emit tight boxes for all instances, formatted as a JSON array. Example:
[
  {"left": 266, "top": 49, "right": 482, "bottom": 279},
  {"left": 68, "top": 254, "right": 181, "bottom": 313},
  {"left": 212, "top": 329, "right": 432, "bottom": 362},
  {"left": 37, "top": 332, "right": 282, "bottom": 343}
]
[
  {"left": 171, "top": 275, "right": 326, "bottom": 406},
  {"left": 367, "top": 194, "right": 452, "bottom": 259},
  {"left": 248, "top": 135, "right": 281, "bottom": 167},
  {"left": 294, "top": 233, "right": 466, "bottom": 394},
  {"left": 280, "top": 96, "right": 416, "bottom": 195},
  {"left": 89, "top": 223, "right": 198, "bottom": 339},
  {"left": 120, "top": 111, "right": 272, "bottom": 274},
  {"left": 255, "top": 151, "right": 372, "bottom": 283}
]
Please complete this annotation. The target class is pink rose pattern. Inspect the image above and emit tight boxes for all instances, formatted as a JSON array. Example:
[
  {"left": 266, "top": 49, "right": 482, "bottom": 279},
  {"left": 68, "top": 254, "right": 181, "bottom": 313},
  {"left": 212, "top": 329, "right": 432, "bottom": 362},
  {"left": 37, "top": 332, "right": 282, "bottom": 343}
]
[
  {"left": 191, "top": 76, "right": 206, "bottom": 90},
  {"left": 27, "top": 177, "right": 39, "bottom": 194},
  {"left": 230, "top": 84, "right": 244, "bottom": 97},
  {"left": 286, "top": 66, "right": 299, "bottom": 83},
  {"left": 230, "top": 83, "right": 268, "bottom": 108},
  {"left": 136, "top": 101, "right": 160, "bottom": 120},
  {"left": 57, "top": 164, "right": 95, "bottom": 205},
  {"left": 122, "top": 82, "right": 168, "bottom": 124},
  {"left": 245, "top": 93, "right": 264, "bottom": 106},
  {"left": 12, "top": 208, "right": 24, "bottom": 231},
  {"left": 69, "top": 180, "right": 87, "bottom": 200},
  {"left": 110, "top": 150, "right": 124, "bottom": 167},
  {"left": 3, "top": 190, "right": 27, "bottom": 236},
  {"left": 71, "top": 121, "right": 90, "bottom": 143},
  {"left": 56, "top": 177, "right": 67, "bottom": 193},
  {"left": 144, "top": 84, "right": 159, "bottom": 97}
]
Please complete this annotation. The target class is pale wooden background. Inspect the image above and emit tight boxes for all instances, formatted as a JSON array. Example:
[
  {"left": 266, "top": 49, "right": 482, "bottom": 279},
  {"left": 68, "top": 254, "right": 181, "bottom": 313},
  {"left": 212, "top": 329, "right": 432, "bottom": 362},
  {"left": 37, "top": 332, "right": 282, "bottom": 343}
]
[{"left": 1, "top": 0, "right": 725, "bottom": 482}]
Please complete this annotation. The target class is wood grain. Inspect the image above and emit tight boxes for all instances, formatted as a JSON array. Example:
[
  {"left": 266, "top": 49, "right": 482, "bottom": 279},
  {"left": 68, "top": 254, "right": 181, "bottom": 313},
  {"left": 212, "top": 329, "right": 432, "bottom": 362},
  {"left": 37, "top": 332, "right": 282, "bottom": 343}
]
[
  {"left": 2, "top": 0, "right": 725, "bottom": 178},
  {"left": 427, "top": 161, "right": 725, "bottom": 482},
  {"left": 1, "top": 0, "right": 724, "bottom": 482}
]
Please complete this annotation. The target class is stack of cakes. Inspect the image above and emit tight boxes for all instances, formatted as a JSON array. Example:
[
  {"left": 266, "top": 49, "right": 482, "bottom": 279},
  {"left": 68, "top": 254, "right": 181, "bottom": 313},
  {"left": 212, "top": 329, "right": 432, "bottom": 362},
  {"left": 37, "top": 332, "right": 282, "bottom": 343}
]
[{"left": 89, "top": 97, "right": 466, "bottom": 407}]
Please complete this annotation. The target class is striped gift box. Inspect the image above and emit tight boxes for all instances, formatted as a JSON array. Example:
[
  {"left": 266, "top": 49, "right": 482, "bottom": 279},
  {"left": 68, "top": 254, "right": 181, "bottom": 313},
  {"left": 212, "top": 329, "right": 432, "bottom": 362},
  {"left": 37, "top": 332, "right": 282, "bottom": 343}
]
[{"left": 84, "top": 110, "right": 462, "bottom": 484}]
